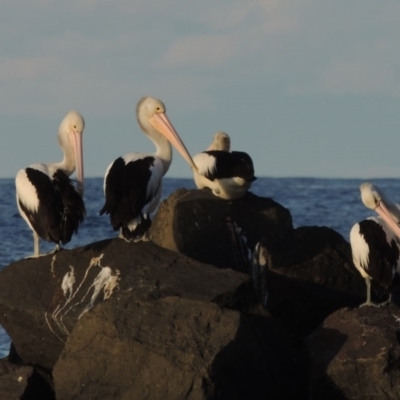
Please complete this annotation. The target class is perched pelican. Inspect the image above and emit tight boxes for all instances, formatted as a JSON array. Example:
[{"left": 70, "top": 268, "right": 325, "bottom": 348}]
[
  {"left": 206, "top": 131, "right": 231, "bottom": 151},
  {"left": 350, "top": 182, "right": 400, "bottom": 307},
  {"left": 100, "top": 96, "right": 197, "bottom": 242},
  {"left": 193, "top": 132, "right": 256, "bottom": 200},
  {"left": 15, "top": 111, "right": 86, "bottom": 258}
]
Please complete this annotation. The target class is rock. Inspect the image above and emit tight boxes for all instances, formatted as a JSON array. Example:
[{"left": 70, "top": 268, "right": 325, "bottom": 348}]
[
  {"left": 0, "top": 239, "right": 253, "bottom": 370},
  {"left": 0, "top": 357, "right": 54, "bottom": 400},
  {"left": 0, "top": 188, "right": 374, "bottom": 398},
  {"left": 150, "top": 188, "right": 294, "bottom": 273},
  {"left": 0, "top": 234, "right": 307, "bottom": 399},
  {"left": 0, "top": 360, "right": 34, "bottom": 399},
  {"left": 53, "top": 296, "right": 306, "bottom": 400},
  {"left": 307, "top": 303, "right": 400, "bottom": 399},
  {"left": 252, "top": 226, "right": 366, "bottom": 342},
  {"left": 150, "top": 190, "right": 367, "bottom": 344}
]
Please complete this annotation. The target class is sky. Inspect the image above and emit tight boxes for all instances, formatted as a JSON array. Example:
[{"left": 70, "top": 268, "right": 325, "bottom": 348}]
[{"left": 1, "top": 1, "right": 400, "bottom": 179}]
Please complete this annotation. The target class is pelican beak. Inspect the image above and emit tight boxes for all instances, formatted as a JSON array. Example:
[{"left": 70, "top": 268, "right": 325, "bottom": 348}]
[
  {"left": 69, "top": 130, "right": 84, "bottom": 196},
  {"left": 149, "top": 113, "right": 198, "bottom": 172},
  {"left": 375, "top": 200, "right": 400, "bottom": 238}
]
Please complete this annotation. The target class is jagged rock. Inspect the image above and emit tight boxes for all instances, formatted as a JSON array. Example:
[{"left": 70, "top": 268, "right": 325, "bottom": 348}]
[
  {"left": 0, "top": 357, "right": 54, "bottom": 400},
  {"left": 307, "top": 303, "right": 400, "bottom": 399},
  {"left": 0, "top": 359, "right": 34, "bottom": 399},
  {"left": 0, "top": 235, "right": 307, "bottom": 399},
  {"left": 0, "top": 188, "right": 374, "bottom": 398},
  {"left": 252, "top": 226, "right": 366, "bottom": 342},
  {"left": 53, "top": 296, "right": 306, "bottom": 400},
  {"left": 150, "top": 189, "right": 366, "bottom": 344},
  {"left": 0, "top": 239, "right": 253, "bottom": 370},
  {"left": 149, "top": 188, "right": 294, "bottom": 273}
]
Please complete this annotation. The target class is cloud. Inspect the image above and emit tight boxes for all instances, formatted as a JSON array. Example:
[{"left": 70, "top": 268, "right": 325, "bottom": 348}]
[
  {"left": 158, "top": 35, "right": 237, "bottom": 68},
  {"left": 0, "top": 57, "right": 62, "bottom": 81},
  {"left": 313, "top": 61, "right": 399, "bottom": 96},
  {"left": 2, "top": 0, "right": 399, "bottom": 121}
]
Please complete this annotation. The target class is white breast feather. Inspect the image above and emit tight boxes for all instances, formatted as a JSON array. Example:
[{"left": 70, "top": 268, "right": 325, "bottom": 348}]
[
  {"left": 350, "top": 222, "right": 370, "bottom": 277},
  {"left": 142, "top": 158, "right": 163, "bottom": 215},
  {"left": 15, "top": 163, "right": 53, "bottom": 213},
  {"left": 193, "top": 153, "right": 217, "bottom": 176}
]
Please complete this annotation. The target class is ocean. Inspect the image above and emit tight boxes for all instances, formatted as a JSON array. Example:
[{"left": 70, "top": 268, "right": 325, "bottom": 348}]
[{"left": 1, "top": 176, "right": 399, "bottom": 357}]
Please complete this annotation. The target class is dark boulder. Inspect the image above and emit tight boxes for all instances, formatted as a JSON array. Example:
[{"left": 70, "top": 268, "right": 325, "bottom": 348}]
[
  {"left": 251, "top": 226, "right": 366, "bottom": 342},
  {"left": 0, "top": 188, "right": 376, "bottom": 398},
  {"left": 150, "top": 188, "right": 294, "bottom": 273},
  {"left": 53, "top": 296, "right": 305, "bottom": 400},
  {"left": 0, "top": 236, "right": 306, "bottom": 399},
  {"left": 0, "top": 239, "right": 254, "bottom": 370},
  {"left": 0, "top": 353, "right": 54, "bottom": 400},
  {"left": 307, "top": 303, "right": 400, "bottom": 399}
]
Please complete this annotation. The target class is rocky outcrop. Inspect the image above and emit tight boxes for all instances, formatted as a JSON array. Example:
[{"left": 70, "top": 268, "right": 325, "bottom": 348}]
[
  {"left": 0, "top": 239, "right": 254, "bottom": 370},
  {"left": 252, "top": 226, "right": 366, "bottom": 342},
  {"left": 307, "top": 304, "right": 400, "bottom": 399},
  {"left": 150, "top": 188, "right": 294, "bottom": 272},
  {"left": 0, "top": 188, "right": 397, "bottom": 399},
  {"left": 0, "top": 234, "right": 306, "bottom": 398},
  {"left": 53, "top": 296, "right": 305, "bottom": 400}
]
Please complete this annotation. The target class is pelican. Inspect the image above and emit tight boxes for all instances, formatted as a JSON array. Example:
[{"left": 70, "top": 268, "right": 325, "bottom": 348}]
[
  {"left": 15, "top": 111, "right": 86, "bottom": 258},
  {"left": 100, "top": 96, "right": 197, "bottom": 242},
  {"left": 193, "top": 132, "right": 256, "bottom": 200},
  {"left": 350, "top": 182, "right": 400, "bottom": 307}
]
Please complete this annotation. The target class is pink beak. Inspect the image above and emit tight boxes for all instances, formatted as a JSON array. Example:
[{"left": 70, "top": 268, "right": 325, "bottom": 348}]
[
  {"left": 149, "top": 113, "right": 198, "bottom": 172},
  {"left": 375, "top": 200, "right": 400, "bottom": 238},
  {"left": 69, "top": 130, "right": 84, "bottom": 196}
]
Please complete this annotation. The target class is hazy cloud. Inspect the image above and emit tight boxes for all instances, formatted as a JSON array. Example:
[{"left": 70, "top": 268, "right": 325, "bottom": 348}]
[{"left": 1, "top": 0, "right": 400, "bottom": 178}]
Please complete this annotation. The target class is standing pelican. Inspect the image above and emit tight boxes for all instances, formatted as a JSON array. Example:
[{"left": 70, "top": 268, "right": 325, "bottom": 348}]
[
  {"left": 100, "top": 96, "right": 197, "bottom": 242},
  {"left": 16, "top": 111, "right": 86, "bottom": 258},
  {"left": 193, "top": 132, "right": 256, "bottom": 200},
  {"left": 350, "top": 182, "right": 400, "bottom": 307}
]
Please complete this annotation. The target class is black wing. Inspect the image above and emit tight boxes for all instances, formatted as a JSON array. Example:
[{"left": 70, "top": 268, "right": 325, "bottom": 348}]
[
  {"left": 358, "top": 219, "right": 398, "bottom": 287},
  {"left": 100, "top": 156, "right": 155, "bottom": 230},
  {"left": 204, "top": 151, "right": 256, "bottom": 182}
]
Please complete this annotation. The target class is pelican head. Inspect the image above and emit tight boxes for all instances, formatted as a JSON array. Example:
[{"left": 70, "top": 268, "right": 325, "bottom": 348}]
[
  {"left": 207, "top": 131, "right": 231, "bottom": 151},
  {"left": 136, "top": 96, "right": 197, "bottom": 172},
  {"left": 360, "top": 182, "right": 400, "bottom": 237},
  {"left": 58, "top": 111, "right": 85, "bottom": 195}
]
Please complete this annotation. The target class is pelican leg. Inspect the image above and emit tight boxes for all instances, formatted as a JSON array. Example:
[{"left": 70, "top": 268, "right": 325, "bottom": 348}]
[
  {"left": 25, "top": 241, "right": 62, "bottom": 259},
  {"left": 118, "top": 229, "right": 132, "bottom": 242},
  {"left": 48, "top": 244, "right": 62, "bottom": 255},
  {"left": 142, "top": 234, "right": 150, "bottom": 242},
  {"left": 25, "top": 232, "right": 41, "bottom": 259},
  {"left": 377, "top": 293, "right": 392, "bottom": 307},
  {"left": 359, "top": 277, "right": 391, "bottom": 307},
  {"left": 133, "top": 232, "right": 149, "bottom": 243},
  {"left": 33, "top": 232, "right": 40, "bottom": 257}
]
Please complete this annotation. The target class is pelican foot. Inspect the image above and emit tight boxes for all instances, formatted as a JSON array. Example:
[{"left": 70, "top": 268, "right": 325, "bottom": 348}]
[
  {"left": 24, "top": 254, "right": 41, "bottom": 260},
  {"left": 133, "top": 234, "right": 147, "bottom": 243},
  {"left": 359, "top": 299, "right": 391, "bottom": 308},
  {"left": 118, "top": 232, "right": 147, "bottom": 243},
  {"left": 118, "top": 231, "right": 126, "bottom": 240},
  {"left": 24, "top": 247, "right": 61, "bottom": 259},
  {"left": 140, "top": 232, "right": 150, "bottom": 242},
  {"left": 392, "top": 314, "right": 400, "bottom": 323},
  {"left": 47, "top": 244, "right": 62, "bottom": 255}
]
